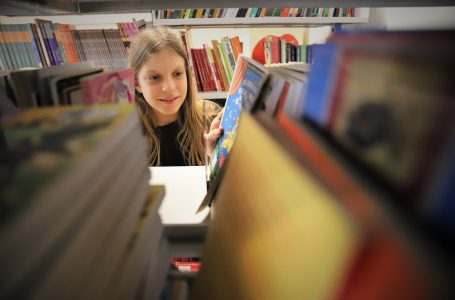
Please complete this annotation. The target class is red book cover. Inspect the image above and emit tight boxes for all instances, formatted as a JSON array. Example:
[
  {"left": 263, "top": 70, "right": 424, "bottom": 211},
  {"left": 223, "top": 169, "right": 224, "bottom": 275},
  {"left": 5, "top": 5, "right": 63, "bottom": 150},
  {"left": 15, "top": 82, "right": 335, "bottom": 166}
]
[
  {"left": 199, "top": 47, "right": 216, "bottom": 91},
  {"left": 280, "top": 7, "right": 290, "bottom": 17},
  {"left": 194, "top": 48, "right": 210, "bottom": 91},
  {"left": 190, "top": 48, "right": 206, "bottom": 92},
  {"left": 337, "top": 232, "right": 432, "bottom": 300}
]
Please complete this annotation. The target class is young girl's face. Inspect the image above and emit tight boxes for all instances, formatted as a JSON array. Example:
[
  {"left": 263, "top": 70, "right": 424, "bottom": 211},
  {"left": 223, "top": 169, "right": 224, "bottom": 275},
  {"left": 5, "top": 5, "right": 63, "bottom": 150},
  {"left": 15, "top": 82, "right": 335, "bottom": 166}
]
[{"left": 136, "top": 48, "right": 188, "bottom": 126}]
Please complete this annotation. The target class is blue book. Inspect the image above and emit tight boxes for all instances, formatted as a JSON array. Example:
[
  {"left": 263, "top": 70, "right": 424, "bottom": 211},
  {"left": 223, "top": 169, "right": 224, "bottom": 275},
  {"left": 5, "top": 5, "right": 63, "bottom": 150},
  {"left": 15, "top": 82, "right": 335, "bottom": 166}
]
[
  {"left": 302, "top": 43, "right": 339, "bottom": 126},
  {"left": 209, "top": 55, "right": 269, "bottom": 181}
]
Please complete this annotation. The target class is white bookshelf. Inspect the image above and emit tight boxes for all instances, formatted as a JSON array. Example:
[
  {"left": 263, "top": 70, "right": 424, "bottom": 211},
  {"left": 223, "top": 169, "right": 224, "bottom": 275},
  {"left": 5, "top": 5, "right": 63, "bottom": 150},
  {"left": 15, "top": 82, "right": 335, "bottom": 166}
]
[
  {"left": 152, "top": 8, "right": 369, "bottom": 27},
  {"left": 198, "top": 91, "right": 228, "bottom": 99}
]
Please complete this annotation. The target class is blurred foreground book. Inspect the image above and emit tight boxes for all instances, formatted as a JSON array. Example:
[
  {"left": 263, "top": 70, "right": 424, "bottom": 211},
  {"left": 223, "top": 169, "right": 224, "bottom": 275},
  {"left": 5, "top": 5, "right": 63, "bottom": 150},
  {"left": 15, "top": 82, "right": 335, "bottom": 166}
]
[{"left": 0, "top": 104, "right": 169, "bottom": 299}]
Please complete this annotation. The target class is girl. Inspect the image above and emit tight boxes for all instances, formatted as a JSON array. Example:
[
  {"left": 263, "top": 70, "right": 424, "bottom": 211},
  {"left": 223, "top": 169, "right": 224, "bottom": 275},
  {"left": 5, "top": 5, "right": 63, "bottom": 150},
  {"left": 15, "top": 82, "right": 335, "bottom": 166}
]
[{"left": 129, "top": 27, "right": 223, "bottom": 166}]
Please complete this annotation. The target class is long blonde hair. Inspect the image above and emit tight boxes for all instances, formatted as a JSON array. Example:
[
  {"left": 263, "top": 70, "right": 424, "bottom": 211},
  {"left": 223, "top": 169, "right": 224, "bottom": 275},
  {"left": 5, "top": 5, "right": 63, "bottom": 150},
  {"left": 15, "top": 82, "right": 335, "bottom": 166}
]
[{"left": 129, "top": 27, "right": 215, "bottom": 166}]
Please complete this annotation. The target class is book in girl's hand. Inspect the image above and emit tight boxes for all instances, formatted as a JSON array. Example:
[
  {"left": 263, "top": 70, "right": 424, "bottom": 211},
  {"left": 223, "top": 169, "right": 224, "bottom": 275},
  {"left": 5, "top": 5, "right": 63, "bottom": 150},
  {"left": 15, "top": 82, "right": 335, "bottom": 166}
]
[
  {"left": 80, "top": 68, "right": 135, "bottom": 104},
  {"left": 208, "top": 55, "right": 269, "bottom": 183}
]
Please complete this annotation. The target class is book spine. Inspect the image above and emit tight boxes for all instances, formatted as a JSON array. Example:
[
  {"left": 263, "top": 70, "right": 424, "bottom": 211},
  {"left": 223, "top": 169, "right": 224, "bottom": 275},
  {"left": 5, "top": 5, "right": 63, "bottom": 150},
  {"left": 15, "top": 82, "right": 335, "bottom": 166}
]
[
  {"left": 221, "top": 36, "right": 236, "bottom": 72},
  {"left": 229, "top": 36, "right": 242, "bottom": 62},
  {"left": 0, "top": 27, "right": 12, "bottom": 69},
  {"left": 217, "top": 42, "right": 232, "bottom": 83},
  {"left": 190, "top": 48, "right": 206, "bottom": 92},
  {"left": 33, "top": 21, "right": 51, "bottom": 66},
  {"left": 28, "top": 24, "right": 44, "bottom": 67},
  {"left": 1, "top": 25, "right": 18, "bottom": 68},
  {"left": 204, "top": 44, "right": 222, "bottom": 92},
  {"left": 211, "top": 40, "right": 229, "bottom": 91},
  {"left": 179, "top": 30, "right": 200, "bottom": 92}
]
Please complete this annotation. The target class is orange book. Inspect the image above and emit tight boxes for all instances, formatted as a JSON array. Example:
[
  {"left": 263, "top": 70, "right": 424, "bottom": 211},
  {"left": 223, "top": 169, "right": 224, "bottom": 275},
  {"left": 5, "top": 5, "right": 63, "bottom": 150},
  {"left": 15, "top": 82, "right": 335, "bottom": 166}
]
[
  {"left": 280, "top": 7, "right": 290, "bottom": 17},
  {"left": 229, "top": 36, "right": 242, "bottom": 61}
]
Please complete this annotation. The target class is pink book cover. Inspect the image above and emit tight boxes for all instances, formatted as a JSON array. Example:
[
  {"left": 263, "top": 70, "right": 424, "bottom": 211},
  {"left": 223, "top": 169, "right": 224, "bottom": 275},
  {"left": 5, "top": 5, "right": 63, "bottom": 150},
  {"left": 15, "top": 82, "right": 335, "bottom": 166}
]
[{"left": 81, "top": 68, "right": 135, "bottom": 104}]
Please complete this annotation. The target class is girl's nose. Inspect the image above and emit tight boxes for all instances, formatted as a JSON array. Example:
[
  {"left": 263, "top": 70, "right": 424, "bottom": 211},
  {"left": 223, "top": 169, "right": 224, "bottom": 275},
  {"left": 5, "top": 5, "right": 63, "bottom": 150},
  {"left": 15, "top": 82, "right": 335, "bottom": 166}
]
[{"left": 161, "top": 77, "right": 176, "bottom": 92}]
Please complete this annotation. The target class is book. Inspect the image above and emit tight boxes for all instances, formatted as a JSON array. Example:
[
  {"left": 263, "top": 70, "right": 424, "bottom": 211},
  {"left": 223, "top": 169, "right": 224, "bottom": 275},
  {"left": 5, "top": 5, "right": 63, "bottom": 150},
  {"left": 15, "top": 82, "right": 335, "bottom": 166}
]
[
  {"left": 328, "top": 45, "right": 454, "bottom": 203},
  {"left": 0, "top": 103, "right": 150, "bottom": 298},
  {"left": 9, "top": 61, "right": 96, "bottom": 107},
  {"left": 105, "top": 185, "right": 168, "bottom": 300},
  {"left": 191, "top": 113, "right": 362, "bottom": 300},
  {"left": 252, "top": 71, "right": 287, "bottom": 117},
  {"left": 208, "top": 55, "right": 269, "bottom": 183},
  {"left": 48, "top": 67, "right": 103, "bottom": 105},
  {"left": 301, "top": 43, "right": 340, "bottom": 126},
  {"left": 80, "top": 68, "right": 135, "bottom": 104}
]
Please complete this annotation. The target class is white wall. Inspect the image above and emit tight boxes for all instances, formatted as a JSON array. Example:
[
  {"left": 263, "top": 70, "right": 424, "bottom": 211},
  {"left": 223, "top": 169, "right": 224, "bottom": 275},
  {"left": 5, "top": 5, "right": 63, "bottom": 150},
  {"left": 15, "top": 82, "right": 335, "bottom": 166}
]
[{"left": 354, "top": 7, "right": 455, "bottom": 30}]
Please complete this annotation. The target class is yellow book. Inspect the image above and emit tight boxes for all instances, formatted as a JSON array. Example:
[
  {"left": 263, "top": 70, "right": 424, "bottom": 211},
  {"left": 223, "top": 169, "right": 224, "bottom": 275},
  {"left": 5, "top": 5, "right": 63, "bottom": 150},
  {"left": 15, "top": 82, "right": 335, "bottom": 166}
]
[{"left": 191, "top": 113, "right": 363, "bottom": 300}]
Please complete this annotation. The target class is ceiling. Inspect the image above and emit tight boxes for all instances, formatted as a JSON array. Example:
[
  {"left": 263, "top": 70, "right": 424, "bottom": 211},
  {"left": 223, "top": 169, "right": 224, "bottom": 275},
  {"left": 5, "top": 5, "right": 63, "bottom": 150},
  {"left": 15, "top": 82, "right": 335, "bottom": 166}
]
[{"left": 1, "top": 0, "right": 455, "bottom": 16}]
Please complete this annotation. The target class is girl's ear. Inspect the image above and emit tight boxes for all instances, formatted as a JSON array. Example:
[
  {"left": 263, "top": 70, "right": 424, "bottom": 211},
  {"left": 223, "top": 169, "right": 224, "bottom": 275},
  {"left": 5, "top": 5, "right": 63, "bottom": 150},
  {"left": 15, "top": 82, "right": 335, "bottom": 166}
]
[{"left": 135, "top": 84, "right": 142, "bottom": 94}]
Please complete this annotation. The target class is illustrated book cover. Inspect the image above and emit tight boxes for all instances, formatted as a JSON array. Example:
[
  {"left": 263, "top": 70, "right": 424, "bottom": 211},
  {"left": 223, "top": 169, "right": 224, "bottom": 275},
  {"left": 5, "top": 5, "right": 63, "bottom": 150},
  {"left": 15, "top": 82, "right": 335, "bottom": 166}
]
[{"left": 208, "top": 55, "right": 269, "bottom": 182}]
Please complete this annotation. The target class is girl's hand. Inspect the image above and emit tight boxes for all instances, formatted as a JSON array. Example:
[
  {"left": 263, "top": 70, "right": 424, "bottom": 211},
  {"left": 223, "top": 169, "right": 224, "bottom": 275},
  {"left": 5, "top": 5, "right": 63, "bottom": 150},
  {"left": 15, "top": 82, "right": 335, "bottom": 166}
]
[{"left": 204, "top": 108, "right": 224, "bottom": 156}]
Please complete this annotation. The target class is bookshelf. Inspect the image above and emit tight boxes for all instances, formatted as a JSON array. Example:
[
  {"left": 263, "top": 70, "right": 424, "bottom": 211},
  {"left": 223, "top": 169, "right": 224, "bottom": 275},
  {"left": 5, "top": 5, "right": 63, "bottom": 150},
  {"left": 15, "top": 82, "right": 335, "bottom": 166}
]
[
  {"left": 0, "top": 7, "right": 370, "bottom": 101},
  {"left": 151, "top": 8, "right": 370, "bottom": 27}
]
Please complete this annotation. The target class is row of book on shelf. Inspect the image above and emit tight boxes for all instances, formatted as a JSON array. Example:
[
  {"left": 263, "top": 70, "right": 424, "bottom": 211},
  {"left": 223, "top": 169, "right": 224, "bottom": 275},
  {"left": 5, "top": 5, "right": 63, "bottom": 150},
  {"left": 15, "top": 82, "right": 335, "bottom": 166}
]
[
  {"left": 0, "top": 20, "right": 142, "bottom": 70},
  {"left": 155, "top": 7, "right": 356, "bottom": 19},
  {"left": 199, "top": 28, "right": 455, "bottom": 299},
  {"left": 1, "top": 62, "right": 135, "bottom": 107},
  {"left": 180, "top": 29, "right": 314, "bottom": 93},
  {"left": 264, "top": 35, "right": 314, "bottom": 65},
  {"left": 180, "top": 30, "right": 241, "bottom": 93}
]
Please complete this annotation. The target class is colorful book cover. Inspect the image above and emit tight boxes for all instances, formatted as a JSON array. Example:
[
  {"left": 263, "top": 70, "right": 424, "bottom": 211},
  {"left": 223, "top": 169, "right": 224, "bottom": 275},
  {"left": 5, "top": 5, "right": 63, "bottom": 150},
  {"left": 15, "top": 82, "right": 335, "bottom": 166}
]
[
  {"left": 209, "top": 55, "right": 269, "bottom": 181},
  {"left": 80, "top": 68, "right": 135, "bottom": 104}
]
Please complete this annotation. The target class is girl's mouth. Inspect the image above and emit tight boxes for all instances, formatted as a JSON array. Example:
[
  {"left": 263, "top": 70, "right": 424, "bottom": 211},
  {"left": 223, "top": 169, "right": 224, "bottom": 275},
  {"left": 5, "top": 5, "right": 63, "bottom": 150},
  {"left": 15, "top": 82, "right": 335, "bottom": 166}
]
[{"left": 160, "top": 96, "right": 179, "bottom": 102}]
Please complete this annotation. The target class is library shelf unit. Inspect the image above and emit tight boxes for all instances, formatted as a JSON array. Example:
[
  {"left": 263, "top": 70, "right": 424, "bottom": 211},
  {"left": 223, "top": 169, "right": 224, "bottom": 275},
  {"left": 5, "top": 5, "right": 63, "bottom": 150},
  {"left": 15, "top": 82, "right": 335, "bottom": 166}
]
[
  {"left": 149, "top": 8, "right": 370, "bottom": 100},
  {"left": 150, "top": 8, "right": 370, "bottom": 27}
]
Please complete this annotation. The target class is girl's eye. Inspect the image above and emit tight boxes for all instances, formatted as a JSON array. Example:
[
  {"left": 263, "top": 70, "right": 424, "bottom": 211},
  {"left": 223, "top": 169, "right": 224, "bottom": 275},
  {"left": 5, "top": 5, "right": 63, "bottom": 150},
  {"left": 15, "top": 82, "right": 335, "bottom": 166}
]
[
  {"left": 147, "top": 75, "right": 159, "bottom": 81},
  {"left": 174, "top": 71, "right": 184, "bottom": 77}
]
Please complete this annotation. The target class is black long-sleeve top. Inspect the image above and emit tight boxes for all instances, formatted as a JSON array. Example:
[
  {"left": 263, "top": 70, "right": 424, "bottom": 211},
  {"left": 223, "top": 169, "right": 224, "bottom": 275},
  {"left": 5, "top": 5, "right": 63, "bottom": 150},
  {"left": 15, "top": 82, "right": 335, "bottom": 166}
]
[
  {"left": 156, "top": 120, "right": 186, "bottom": 166},
  {"left": 154, "top": 100, "right": 222, "bottom": 166}
]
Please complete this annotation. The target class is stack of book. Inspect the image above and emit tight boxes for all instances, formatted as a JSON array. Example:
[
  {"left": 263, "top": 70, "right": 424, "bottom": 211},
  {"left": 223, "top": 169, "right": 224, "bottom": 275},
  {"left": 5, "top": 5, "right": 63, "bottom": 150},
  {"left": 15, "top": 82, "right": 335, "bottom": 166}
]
[{"left": 0, "top": 104, "right": 169, "bottom": 299}]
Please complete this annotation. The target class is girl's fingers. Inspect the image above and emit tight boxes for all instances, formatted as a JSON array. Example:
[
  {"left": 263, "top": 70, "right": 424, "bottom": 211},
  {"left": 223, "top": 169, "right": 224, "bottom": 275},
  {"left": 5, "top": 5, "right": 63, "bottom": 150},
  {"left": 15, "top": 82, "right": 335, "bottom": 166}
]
[{"left": 205, "top": 128, "right": 224, "bottom": 144}]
